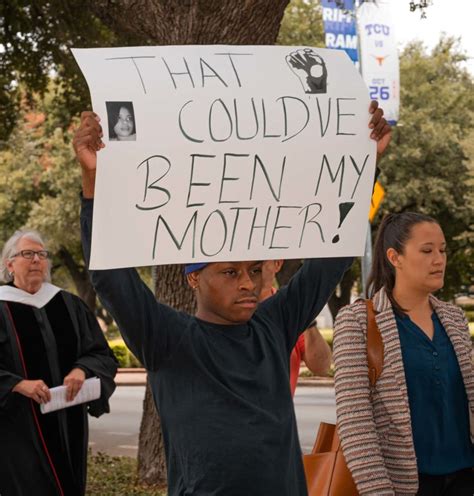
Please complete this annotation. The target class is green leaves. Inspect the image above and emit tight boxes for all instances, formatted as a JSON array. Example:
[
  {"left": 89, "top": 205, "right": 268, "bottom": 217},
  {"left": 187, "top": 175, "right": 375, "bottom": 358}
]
[
  {"left": 0, "top": 0, "right": 117, "bottom": 141},
  {"left": 277, "top": 0, "right": 325, "bottom": 48},
  {"left": 377, "top": 36, "right": 474, "bottom": 297},
  {"left": 0, "top": 90, "right": 85, "bottom": 293}
]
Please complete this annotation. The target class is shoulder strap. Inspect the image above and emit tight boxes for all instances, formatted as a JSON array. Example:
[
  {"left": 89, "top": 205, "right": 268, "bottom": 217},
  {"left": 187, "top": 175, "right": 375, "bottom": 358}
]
[{"left": 365, "top": 299, "right": 384, "bottom": 387}]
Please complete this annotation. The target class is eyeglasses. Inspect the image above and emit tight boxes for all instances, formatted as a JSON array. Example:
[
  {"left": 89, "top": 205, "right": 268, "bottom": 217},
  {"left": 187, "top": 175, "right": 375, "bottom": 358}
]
[{"left": 12, "top": 250, "right": 50, "bottom": 260}]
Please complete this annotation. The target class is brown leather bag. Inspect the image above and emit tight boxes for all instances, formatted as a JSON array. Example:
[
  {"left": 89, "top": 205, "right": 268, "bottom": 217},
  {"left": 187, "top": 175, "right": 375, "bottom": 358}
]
[{"left": 302, "top": 300, "right": 383, "bottom": 496}]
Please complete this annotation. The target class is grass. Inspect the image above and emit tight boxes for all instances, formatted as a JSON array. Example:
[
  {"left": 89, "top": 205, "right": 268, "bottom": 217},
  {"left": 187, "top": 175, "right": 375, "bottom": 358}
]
[{"left": 87, "top": 452, "right": 166, "bottom": 496}]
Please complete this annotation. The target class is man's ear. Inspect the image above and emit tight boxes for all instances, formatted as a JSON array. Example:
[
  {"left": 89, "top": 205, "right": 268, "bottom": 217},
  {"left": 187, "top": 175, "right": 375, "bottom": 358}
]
[
  {"left": 186, "top": 271, "right": 199, "bottom": 289},
  {"left": 386, "top": 248, "right": 401, "bottom": 269},
  {"left": 274, "top": 260, "right": 284, "bottom": 274}
]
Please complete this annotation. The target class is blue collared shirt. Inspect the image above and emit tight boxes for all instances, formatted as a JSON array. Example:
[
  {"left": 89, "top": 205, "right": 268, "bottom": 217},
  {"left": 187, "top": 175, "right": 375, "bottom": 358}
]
[{"left": 396, "top": 311, "right": 474, "bottom": 475}]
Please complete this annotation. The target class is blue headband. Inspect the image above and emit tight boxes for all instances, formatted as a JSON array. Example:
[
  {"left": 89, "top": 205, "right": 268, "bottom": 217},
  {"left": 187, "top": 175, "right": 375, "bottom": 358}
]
[{"left": 184, "top": 263, "right": 209, "bottom": 274}]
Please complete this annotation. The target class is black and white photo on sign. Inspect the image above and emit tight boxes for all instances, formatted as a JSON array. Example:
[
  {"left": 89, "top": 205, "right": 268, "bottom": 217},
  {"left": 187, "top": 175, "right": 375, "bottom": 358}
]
[{"left": 106, "top": 101, "right": 137, "bottom": 141}]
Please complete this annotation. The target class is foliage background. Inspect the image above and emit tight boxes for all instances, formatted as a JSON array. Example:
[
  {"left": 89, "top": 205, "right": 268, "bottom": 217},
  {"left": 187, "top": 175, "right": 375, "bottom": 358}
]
[{"left": 1, "top": 0, "right": 472, "bottom": 305}]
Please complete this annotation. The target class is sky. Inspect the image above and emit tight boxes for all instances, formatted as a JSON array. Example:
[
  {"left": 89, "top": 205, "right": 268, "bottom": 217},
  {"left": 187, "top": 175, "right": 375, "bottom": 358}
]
[{"left": 388, "top": 0, "right": 474, "bottom": 73}]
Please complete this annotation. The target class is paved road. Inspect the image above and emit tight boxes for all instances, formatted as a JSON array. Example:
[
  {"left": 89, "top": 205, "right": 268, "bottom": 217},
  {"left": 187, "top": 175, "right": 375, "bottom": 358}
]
[
  {"left": 89, "top": 387, "right": 143, "bottom": 457},
  {"left": 89, "top": 386, "right": 336, "bottom": 457},
  {"left": 294, "top": 386, "right": 337, "bottom": 453}
]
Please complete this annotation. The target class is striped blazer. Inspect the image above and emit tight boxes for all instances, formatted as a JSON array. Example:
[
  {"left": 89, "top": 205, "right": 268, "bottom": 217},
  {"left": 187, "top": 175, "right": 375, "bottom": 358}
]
[{"left": 333, "top": 288, "right": 474, "bottom": 496}]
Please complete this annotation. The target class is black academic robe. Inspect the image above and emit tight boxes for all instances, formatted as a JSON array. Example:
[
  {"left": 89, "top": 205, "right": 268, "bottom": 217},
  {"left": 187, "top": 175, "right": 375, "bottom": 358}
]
[{"left": 0, "top": 290, "right": 117, "bottom": 496}]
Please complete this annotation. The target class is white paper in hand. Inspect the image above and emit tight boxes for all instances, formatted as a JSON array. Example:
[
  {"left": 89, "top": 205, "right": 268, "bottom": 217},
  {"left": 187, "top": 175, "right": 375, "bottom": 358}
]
[{"left": 40, "top": 377, "right": 101, "bottom": 414}]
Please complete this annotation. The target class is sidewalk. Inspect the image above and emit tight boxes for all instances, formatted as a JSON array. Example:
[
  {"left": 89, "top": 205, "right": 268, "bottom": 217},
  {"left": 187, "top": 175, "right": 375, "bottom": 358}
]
[
  {"left": 115, "top": 368, "right": 146, "bottom": 386},
  {"left": 114, "top": 368, "right": 335, "bottom": 387}
]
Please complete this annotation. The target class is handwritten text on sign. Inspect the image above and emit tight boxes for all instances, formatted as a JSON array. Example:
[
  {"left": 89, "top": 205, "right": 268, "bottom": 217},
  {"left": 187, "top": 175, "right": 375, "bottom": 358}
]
[{"left": 72, "top": 46, "right": 375, "bottom": 269}]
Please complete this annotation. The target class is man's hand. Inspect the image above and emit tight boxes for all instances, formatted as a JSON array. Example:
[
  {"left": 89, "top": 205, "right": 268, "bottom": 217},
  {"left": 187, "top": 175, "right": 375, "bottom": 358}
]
[
  {"left": 368, "top": 100, "right": 392, "bottom": 162},
  {"left": 12, "top": 379, "right": 51, "bottom": 404},
  {"left": 72, "top": 111, "right": 105, "bottom": 198},
  {"left": 63, "top": 368, "right": 86, "bottom": 402}
]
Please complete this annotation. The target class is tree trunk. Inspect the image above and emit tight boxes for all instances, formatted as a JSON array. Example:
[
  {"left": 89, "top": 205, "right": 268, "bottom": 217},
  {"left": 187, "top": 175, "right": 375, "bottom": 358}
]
[
  {"left": 89, "top": 0, "right": 289, "bottom": 45},
  {"left": 276, "top": 259, "right": 302, "bottom": 287},
  {"left": 137, "top": 382, "right": 167, "bottom": 486},
  {"left": 138, "top": 264, "right": 197, "bottom": 485},
  {"left": 57, "top": 247, "right": 96, "bottom": 311},
  {"left": 88, "top": 0, "right": 290, "bottom": 486}
]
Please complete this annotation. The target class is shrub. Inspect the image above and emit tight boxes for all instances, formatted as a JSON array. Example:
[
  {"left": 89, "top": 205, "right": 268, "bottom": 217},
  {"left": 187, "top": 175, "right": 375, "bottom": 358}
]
[
  {"left": 129, "top": 352, "right": 143, "bottom": 368},
  {"left": 108, "top": 339, "right": 143, "bottom": 368},
  {"left": 465, "top": 311, "right": 474, "bottom": 323},
  {"left": 319, "top": 328, "right": 333, "bottom": 349},
  {"left": 110, "top": 343, "right": 130, "bottom": 368},
  {"left": 105, "top": 322, "right": 121, "bottom": 340}
]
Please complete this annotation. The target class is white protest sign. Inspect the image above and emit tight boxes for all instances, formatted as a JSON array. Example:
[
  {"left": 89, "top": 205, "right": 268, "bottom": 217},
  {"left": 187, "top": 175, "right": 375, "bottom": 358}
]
[{"left": 72, "top": 45, "right": 375, "bottom": 269}]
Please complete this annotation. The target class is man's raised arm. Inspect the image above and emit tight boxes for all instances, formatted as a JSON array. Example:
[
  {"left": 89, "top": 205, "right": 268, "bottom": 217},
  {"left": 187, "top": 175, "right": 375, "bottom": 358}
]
[
  {"left": 74, "top": 112, "right": 187, "bottom": 372},
  {"left": 258, "top": 101, "right": 391, "bottom": 350}
]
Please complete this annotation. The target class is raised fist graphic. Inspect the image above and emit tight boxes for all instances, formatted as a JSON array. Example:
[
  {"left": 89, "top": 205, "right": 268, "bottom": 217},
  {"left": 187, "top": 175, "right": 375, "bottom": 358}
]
[{"left": 286, "top": 49, "right": 328, "bottom": 94}]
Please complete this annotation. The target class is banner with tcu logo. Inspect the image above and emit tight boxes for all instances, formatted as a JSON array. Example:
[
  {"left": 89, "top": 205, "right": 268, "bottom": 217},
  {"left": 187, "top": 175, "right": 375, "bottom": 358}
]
[{"left": 357, "top": 1, "right": 400, "bottom": 124}]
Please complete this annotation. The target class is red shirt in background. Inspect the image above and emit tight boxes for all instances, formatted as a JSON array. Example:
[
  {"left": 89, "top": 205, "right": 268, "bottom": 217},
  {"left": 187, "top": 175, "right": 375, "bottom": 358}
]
[
  {"left": 290, "top": 333, "right": 305, "bottom": 396},
  {"left": 272, "top": 288, "right": 304, "bottom": 396},
  {"left": 269, "top": 287, "right": 305, "bottom": 396}
]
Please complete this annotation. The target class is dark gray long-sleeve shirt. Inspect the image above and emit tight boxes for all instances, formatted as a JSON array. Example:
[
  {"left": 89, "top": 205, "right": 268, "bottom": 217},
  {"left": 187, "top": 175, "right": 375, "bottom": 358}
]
[{"left": 81, "top": 197, "right": 352, "bottom": 496}]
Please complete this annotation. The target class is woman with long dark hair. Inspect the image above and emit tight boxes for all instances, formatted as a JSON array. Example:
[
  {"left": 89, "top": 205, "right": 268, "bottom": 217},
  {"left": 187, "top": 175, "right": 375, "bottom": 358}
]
[{"left": 333, "top": 212, "right": 474, "bottom": 496}]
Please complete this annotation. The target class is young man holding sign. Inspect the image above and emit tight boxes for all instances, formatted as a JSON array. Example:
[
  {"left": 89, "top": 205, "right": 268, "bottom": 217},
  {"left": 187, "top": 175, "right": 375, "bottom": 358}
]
[{"left": 74, "top": 101, "right": 390, "bottom": 496}]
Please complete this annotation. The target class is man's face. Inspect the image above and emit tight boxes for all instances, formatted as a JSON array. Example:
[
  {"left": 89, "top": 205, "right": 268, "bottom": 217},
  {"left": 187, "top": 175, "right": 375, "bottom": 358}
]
[{"left": 188, "top": 261, "right": 263, "bottom": 325}]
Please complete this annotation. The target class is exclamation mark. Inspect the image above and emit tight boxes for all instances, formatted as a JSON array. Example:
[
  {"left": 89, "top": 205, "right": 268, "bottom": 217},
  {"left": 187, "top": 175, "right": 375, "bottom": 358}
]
[{"left": 332, "top": 202, "right": 355, "bottom": 243}]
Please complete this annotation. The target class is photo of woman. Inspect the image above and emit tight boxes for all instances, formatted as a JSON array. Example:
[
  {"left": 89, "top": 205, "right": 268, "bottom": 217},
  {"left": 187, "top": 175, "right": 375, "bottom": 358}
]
[{"left": 106, "top": 101, "right": 137, "bottom": 141}]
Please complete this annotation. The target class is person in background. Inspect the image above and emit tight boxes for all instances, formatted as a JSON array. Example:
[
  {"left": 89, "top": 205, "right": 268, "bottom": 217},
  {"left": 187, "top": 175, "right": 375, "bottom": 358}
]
[
  {"left": 333, "top": 212, "right": 474, "bottom": 496},
  {"left": 0, "top": 229, "right": 117, "bottom": 496},
  {"left": 260, "top": 259, "right": 332, "bottom": 396}
]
